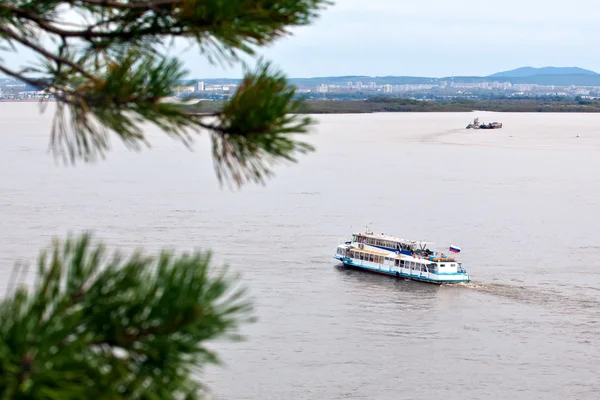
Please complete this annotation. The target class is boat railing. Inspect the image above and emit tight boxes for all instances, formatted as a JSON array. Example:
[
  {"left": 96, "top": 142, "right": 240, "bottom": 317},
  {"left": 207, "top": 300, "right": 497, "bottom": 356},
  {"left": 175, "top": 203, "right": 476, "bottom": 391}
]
[{"left": 428, "top": 256, "right": 456, "bottom": 262}]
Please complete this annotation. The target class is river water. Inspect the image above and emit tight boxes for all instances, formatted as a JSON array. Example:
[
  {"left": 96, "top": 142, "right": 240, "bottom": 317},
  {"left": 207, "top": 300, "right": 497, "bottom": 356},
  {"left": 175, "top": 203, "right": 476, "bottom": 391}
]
[{"left": 1, "top": 103, "right": 599, "bottom": 399}]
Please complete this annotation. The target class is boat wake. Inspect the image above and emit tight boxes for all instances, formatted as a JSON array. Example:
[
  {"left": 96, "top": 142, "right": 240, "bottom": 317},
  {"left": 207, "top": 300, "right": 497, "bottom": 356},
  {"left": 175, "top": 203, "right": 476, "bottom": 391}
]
[
  {"left": 419, "top": 128, "right": 463, "bottom": 143},
  {"left": 454, "top": 281, "right": 600, "bottom": 314}
]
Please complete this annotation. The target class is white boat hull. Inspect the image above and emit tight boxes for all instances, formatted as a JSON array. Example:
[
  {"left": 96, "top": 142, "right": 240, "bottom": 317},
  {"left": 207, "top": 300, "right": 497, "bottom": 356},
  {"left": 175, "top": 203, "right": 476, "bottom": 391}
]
[{"left": 333, "top": 254, "right": 471, "bottom": 285}]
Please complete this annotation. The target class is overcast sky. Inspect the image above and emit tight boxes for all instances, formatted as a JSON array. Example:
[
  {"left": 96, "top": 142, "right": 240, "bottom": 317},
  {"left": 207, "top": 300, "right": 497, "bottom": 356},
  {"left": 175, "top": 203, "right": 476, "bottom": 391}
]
[{"left": 4, "top": 0, "right": 600, "bottom": 78}]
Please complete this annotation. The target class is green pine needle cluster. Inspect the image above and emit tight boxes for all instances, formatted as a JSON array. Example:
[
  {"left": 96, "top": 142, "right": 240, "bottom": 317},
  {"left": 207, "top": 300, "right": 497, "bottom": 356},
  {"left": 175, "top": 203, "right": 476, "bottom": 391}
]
[
  {"left": 0, "top": 233, "right": 254, "bottom": 399},
  {"left": 0, "top": 0, "right": 331, "bottom": 187}
]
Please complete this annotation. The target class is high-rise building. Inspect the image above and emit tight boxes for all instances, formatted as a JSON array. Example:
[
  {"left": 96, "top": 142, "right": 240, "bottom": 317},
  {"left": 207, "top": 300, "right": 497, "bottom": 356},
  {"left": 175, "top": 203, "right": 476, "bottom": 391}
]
[{"left": 196, "top": 81, "right": 205, "bottom": 92}]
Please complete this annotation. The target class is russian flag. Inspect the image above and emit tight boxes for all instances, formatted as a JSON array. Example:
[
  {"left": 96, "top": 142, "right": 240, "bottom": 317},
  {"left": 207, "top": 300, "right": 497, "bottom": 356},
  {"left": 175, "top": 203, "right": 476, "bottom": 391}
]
[{"left": 449, "top": 245, "right": 461, "bottom": 253}]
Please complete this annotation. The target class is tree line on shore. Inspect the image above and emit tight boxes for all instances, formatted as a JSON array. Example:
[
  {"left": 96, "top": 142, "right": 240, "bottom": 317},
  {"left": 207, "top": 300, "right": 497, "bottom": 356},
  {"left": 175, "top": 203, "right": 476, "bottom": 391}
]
[{"left": 186, "top": 96, "right": 600, "bottom": 114}]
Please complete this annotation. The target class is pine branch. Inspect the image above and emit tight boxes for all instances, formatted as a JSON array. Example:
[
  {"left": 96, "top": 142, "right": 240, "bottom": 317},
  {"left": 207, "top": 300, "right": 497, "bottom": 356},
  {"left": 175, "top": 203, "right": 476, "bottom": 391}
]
[
  {"left": 0, "top": 232, "right": 254, "bottom": 399},
  {"left": 208, "top": 60, "right": 315, "bottom": 187},
  {"left": 0, "top": 26, "right": 95, "bottom": 81},
  {"left": 0, "top": 0, "right": 331, "bottom": 187}
]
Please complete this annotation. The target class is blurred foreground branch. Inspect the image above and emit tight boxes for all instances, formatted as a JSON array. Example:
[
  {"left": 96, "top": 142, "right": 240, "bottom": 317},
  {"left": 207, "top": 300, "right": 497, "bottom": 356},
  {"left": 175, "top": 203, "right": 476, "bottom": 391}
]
[
  {"left": 0, "top": 0, "right": 331, "bottom": 187},
  {"left": 0, "top": 233, "right": 254, "bottom": 399}
]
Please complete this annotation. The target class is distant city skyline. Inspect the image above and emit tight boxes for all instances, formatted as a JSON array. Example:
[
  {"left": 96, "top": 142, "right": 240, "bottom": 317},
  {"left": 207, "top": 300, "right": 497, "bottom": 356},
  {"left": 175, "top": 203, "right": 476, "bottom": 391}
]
[
  {"left": 3, "top": 0, "right": 600, "bottom": 79},
  {"left": 172, "top": 0, "right": 600, "bottom": 78}
]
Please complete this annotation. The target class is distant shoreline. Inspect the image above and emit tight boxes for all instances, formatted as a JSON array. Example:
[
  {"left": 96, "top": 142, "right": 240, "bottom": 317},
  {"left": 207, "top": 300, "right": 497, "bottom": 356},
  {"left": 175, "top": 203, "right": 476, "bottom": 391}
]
[
  {"left": 180, "top": 98, "right": 600, "bottom": 114},
  {"left": 6, "top": 97, "right": 600, "bottom": 113}
]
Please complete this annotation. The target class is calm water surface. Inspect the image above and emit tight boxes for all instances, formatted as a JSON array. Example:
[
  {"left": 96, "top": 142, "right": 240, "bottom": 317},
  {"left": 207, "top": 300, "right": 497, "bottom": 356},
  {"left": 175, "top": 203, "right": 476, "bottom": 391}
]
[{"left": 1, "top": 103, "right": 600, "bottom": 399}]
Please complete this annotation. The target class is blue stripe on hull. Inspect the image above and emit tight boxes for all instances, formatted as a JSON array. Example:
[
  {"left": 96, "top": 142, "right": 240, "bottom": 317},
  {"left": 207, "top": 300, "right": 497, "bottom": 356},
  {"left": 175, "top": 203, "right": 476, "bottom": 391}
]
[{"left": 333, "top": 255, "right": 470, "bottom": 284}]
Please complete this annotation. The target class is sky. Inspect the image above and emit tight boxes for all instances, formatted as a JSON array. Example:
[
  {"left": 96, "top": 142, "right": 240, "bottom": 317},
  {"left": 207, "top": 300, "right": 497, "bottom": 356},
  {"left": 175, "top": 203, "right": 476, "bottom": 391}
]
[{"left": 4, "top": 0, "right": 600, "bottom": 79}]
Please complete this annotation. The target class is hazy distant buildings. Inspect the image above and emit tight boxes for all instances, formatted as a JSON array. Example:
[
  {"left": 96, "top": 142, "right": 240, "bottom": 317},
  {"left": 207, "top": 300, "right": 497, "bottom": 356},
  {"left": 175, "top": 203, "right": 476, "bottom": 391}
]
[
  {"left": 172, "top": 84, "right": 195, "bottom": 95},
  {"left": 27, "top": 73, "right": 594, "bottom": 102},
  {"left": 316, "top": 84, "right": 328, "bottom": 93}
]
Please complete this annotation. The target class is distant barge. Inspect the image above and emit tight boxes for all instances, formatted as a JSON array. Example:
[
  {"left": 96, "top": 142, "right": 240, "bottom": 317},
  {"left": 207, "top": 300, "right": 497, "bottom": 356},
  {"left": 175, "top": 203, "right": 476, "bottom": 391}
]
[{"left": 466, "top": 117, "right": 502, "bottom": 129}]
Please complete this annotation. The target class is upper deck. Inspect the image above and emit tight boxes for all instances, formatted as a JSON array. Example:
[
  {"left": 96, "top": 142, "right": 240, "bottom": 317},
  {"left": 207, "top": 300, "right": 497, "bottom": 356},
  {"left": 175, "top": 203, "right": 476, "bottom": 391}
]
[
  {"left": 354, "top": 231, "right": 434, "bottom": 247},
  {"left": 352, "top": 228, "right": 434, "bottom": 255}
]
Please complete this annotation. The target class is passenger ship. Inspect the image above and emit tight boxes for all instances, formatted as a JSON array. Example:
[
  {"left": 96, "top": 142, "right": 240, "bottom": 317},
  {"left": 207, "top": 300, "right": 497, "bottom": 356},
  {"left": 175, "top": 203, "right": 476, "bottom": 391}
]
[{"left": 333, "top": 226, "right": 471, "bottom": 285}]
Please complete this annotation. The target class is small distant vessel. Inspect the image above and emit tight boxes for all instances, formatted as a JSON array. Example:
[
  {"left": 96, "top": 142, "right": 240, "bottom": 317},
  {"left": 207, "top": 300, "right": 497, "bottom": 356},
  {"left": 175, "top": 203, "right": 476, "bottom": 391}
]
[
  {"left": 466, "top": 117, "right": 502, "bottom": 129},
  {"left": 333, "top": 226, "right": 471, "bottom": 285}
]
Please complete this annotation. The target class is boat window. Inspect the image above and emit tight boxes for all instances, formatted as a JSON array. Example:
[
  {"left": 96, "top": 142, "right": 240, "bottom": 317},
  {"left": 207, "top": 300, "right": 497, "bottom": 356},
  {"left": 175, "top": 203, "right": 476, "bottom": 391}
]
[
  {"left": 440, "top": 264, "right": 446, "bottom": 267},
  {"left": 359, "top": 252, "right": 364, "bottom": 260},
  {"left": 369, "top": 254, "right": 374, "bottom": 262},
  {"left": 395, "top": 259, "right": 399, "bottom": 266},
  {"left": 400, "top": 260, "right": 405, "bottom": 267},
  {"left": 374, "top": 255, "right": 379, "bottom": 263}
]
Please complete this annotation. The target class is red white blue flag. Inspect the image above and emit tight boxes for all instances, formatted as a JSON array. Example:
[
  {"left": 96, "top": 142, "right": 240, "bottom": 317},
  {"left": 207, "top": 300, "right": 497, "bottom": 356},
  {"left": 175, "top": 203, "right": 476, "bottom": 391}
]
[{"left": 449, "top": 245, "right": 461, "bottom": 253}]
